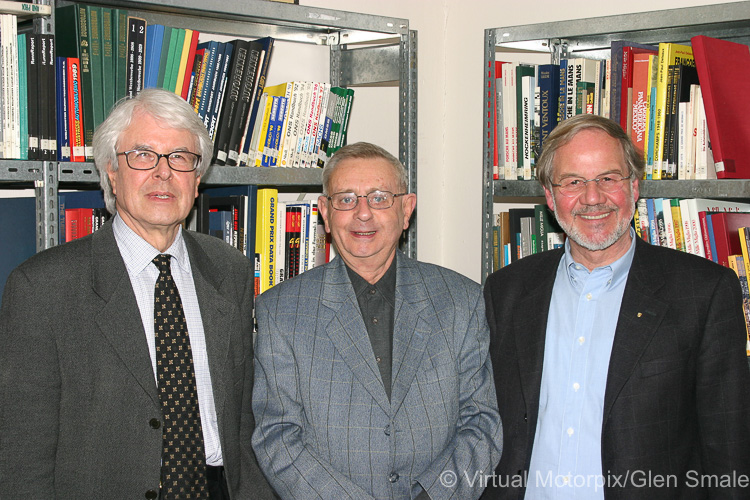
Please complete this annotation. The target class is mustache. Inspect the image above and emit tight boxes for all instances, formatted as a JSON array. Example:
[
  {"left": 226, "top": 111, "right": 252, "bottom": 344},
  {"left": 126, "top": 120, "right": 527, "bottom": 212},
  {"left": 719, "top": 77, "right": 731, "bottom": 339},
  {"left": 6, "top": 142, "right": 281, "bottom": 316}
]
[{"left": 571, "top": 205, "right": 618, "bottom": 215}]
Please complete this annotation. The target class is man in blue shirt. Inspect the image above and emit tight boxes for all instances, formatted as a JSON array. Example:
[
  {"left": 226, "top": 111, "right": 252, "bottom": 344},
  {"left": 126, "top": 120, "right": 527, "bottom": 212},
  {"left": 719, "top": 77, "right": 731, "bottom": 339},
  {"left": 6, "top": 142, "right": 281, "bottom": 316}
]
[{"left": 482, "top": 114, "right": 750, "bottom": 499}]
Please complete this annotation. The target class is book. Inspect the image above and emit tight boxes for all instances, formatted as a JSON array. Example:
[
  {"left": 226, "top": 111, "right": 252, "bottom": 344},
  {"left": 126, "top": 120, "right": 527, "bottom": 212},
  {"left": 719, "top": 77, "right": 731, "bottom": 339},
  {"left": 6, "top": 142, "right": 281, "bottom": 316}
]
[
  {"left": 86, "top": 6, "right": 104, "bottom": 131},
  {"left": 726, "top": 253, "right": 750, "bottom": 356},
  {"left": 17, "top": 33, "right": 27, "bottom": 160},
  {"left": 25, "top": 33, "right": 38, "bottom": 159},
  {"left": 143, "top": 24, "right": 165, "bottom": 89},
  {"left": 194, "top": 40, "right": 219, "bottom": 123},
  {"left": 67, "top": 57, "right": 85, "bottom": 162},
  {"left": 256, "top": 187, "right": 278, "bottom": 294},
  {"left": 113, "top": 8, "right": 128, "bottom": 102},
  {"left": 174, "top": 28, "right": 194, "bottom": 96},
  {"left": 609, "top": 41, "right": 658, "bottom": 129},
  {"left": 653, "top": 42, "right": 694, "bottom": 180},
  {"left": 179, "top": 29, "right": 200, "bottom": 100},
  {"left": 707, "top": 212, "right": 750, "bottom": 268},
  {"left": 55, "top": 56, "right": 70, "bottom": 161},
  {"left": 163, "top": 27, "right": 184, "bottom": 94},
  {"left": 691, "top": 35, "right": 750, "bottom": 179},
  {"left": 205, "top": 41, "right": 233, "bottom": 140},
  {"left": 537, "top": 64, "right": 559, "bottom": 153},
  {"left": 156, "top": 26, "right": 176, "bottom": 90},
  {"left": 239, "top": 36, "right": 274, "bottom": 165},
  {"left": 0, "top": 1, "right": 51, "bottom": 17},
  {"left": 666, "top": 64, "right": 698, "bottom": 179},
  {"left": 39, "top": 34, "right": 56, "bottom": 161},
  {"left": 126, "top": 16, "right": 146, "bottom": 97},
  {"left": 213, "top": 39, "right": 253, "bottom": 165},
  {"left": 100, "top": 7, "right": 115, "bottom": 116},
  {"left": 684, "top": 198, "right": 750, "bottom": 258},
  {"left": 630, "top": 51, "right": 652, "bottom": 157}
]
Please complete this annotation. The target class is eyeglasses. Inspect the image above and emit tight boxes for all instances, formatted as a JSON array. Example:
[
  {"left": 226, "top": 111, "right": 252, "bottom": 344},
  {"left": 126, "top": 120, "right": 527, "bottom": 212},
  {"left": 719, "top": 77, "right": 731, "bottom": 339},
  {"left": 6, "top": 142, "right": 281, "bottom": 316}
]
[
  {"left": 327, "top": 190, "right": 408, "bottom": 211},
  {"left": 117, "top": 149, "right": 201, "bottom": 172},
  {"left": 550, "top": 173, "right": 633, "bottom": 197}
]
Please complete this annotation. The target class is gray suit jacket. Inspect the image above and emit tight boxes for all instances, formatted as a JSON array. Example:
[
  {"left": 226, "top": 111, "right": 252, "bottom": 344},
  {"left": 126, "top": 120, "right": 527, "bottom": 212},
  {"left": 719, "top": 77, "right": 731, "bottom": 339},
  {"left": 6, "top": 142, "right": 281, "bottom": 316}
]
[
  {"left": 482, "top": 238, "right": 750, "bottom": 499},
  {"left": 0, "top": 221, "right": 274, "bottom": 499},
  {"left": 252, "top": 252, "right": 503, "bottom": 500}
]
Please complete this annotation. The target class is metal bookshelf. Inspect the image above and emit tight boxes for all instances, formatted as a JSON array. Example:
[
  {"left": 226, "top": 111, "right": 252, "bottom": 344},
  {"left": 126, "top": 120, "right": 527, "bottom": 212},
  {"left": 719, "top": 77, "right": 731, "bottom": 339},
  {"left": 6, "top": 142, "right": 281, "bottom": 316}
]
[
  {"left": 1, "top": 0, "right": 418, "bottom": 257},
  {"left": 482, "top": 0, "right": 750, "bottom": 281}
]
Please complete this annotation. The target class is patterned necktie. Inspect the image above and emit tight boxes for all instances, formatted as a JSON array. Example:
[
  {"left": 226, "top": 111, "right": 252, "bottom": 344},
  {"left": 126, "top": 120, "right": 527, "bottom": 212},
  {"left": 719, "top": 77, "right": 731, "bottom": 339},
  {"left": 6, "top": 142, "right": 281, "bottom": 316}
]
[{"left": 153, "top": 254, "right": 208, "bottom": 499}]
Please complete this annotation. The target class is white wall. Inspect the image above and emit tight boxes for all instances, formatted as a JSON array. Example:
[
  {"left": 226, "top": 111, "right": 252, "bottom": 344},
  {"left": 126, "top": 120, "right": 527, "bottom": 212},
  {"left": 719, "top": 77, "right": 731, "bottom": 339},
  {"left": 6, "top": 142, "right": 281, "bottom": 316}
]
[{"left": 302, "top": 0, "right": 738, "bottom": 282}]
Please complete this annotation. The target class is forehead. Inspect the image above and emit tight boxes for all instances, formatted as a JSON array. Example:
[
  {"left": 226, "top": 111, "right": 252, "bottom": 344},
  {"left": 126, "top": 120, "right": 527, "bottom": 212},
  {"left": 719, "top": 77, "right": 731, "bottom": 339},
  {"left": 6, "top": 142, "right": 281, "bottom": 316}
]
[
  {"left": 329, "top": 157, "right": 400, "bottom": 191},
  {"left": 554, "top": 128, "right": 627, "bottom": 176},
  {"left": 119, "top": 111, "right": 196, "bottom": 149}
]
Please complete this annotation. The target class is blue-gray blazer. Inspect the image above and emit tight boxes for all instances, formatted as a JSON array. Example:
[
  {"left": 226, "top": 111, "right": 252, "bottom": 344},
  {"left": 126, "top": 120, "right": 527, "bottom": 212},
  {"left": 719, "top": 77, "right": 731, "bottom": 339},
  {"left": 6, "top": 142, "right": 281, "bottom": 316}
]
[{"left": 252, "top": 252, "right": 503, "bottom": 500}]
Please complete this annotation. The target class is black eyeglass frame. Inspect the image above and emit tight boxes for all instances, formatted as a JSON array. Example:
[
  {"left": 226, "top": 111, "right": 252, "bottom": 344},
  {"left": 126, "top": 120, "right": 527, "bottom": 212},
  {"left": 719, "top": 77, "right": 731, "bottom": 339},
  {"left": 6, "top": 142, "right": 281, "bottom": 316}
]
[
  {"left": 326, "top": 190, "right": 409, "bottom": 211},
  {"left": 117, "top": 149, "right": 202, "bottom": 172}
]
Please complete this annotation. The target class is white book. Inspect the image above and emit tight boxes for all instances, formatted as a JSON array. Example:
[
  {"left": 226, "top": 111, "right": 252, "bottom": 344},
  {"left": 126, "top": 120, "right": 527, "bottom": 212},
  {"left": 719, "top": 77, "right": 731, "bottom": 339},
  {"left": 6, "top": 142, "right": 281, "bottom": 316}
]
[
  {"left": 275, "top": 201, "right": 287, "bottom": 284},
  {"left": 502, "top": 63, "right": 516, "bottom": 180},
  {"left": 685, "top": 198, "right": 750, "bottom": 257},
  {"left": 678, "top": 102, "right": 688, "bottom": 181},
  {"left": 0, "top": 1, "right": 51, "bottom": 18},
  {"left": 521, "top": 74, "right": 534, "bottom": 181},
  {"left": 679, "top": 199, "right": 694, "bottom": 255}
]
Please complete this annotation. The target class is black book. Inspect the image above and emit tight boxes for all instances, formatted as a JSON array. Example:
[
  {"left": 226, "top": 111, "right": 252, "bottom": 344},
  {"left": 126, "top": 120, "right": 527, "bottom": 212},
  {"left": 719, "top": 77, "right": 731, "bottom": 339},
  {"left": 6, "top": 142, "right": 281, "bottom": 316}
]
[
  {"left": 225, "top": 40, "right": 262, "bottom": 166},
  {"left": 212, "top": 39, "right": 252, "bottom": 165},
  {"left": 26, "top": 34, "right": 39, "bottom": 160}
]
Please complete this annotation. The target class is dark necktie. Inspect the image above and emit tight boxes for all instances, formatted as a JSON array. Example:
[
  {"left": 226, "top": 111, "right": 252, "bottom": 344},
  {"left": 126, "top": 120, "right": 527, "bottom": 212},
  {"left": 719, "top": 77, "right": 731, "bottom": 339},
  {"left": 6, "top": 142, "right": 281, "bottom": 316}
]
[{"left": 153, "top": 254, "right": 208, "bottom": 499}]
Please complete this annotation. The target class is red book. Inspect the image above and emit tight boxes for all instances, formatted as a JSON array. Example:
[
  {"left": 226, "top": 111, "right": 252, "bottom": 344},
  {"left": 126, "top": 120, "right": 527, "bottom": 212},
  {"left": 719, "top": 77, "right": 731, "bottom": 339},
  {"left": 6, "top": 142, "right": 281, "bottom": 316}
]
[
  {"left": 180, "top": 29, "right": 200, "bottom": 100},
  {"left": 709, "top": 212, "right": 750, "bottom": 268},
  {"left": 691, "top": 35, "right": 750, "bottom": 179},
  {"left": 67, "top": 57, "right": 85, "bottom": 162}
]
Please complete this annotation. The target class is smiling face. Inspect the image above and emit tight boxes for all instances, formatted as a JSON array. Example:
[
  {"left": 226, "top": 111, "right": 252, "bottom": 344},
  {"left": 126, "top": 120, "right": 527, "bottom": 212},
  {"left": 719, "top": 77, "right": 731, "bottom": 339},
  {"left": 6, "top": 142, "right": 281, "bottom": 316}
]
[
  {"left": 544, "top": 128, "right": 639, "bottom": 269},
  {"left": 318, "top": 157, "right": 416, "bottom": 283},
  {"left": 108, "top": 111, "right": 201, "bottom": 251}
]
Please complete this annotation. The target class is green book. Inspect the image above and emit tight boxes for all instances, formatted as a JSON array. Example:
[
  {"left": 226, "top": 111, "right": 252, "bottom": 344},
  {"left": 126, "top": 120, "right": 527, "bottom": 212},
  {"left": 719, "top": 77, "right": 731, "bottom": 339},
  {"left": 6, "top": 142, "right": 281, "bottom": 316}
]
[
  {"left": 157, "top": 27, "right": 177, "bottom": 90},
  {"left": 114, "top": 8, "right": 128, "bottom": 102},
  {"left": 86, "top": 5, "right": 105, "bottom": 134},
  {"left": 165, "top": 28, "right": 185, "bottom": 93},
  {"left": 100, "top": 7, "right": 115, "bottom": 116},
  {"left": 17, "top": 34, "right": 28, "bottom": 160}
]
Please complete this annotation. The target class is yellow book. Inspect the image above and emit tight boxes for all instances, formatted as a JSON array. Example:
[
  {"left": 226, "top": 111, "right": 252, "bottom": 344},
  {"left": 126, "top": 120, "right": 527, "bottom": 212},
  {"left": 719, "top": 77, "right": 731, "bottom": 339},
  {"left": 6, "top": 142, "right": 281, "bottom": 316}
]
[
  {"left": 727, "top": 254, "right": 750, "bottom": 356},
  {"left": 256, "top": 187, "right": 278, "bottom": 294},
  {"left": 653, "top": 43, "right": 694, "bottom": 180},
  {"left": 174, "top": 28, "right": 193, "bottom": 95}
]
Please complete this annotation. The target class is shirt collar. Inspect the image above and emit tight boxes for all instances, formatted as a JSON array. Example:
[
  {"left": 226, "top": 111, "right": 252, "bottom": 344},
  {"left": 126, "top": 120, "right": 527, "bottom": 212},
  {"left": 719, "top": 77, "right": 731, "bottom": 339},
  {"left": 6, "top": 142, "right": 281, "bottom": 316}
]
[
  {"left": 562, "top": 226, "right": 636, "bottom": 289},
  {"left": 112, "top": 213, "right": 189, "bottom": 276},
  {"left": 345, "top": 256, "right": 397, "bottom": 300}
]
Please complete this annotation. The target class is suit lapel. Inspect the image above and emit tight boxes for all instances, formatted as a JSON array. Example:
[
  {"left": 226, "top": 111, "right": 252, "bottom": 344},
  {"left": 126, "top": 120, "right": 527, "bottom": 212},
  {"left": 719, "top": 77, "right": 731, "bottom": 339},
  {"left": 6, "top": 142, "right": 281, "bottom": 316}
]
[
  {"left": 321, "top": 258, "right": 391, "bottom": 414},
  {"left": 92, "top": 223, "right": 159, "bottom": 405},
  {"left": 184, "top": 232, "right": 234, "bottom": 419},
  {"left": 390, "top": 254, "right": 431, "bottom": 415},
  {"left": 514, "top": 251, "right": 561, "bottom": 423},
  {"left": 604, "top": 239, "right": 667, "bottom": 420}
]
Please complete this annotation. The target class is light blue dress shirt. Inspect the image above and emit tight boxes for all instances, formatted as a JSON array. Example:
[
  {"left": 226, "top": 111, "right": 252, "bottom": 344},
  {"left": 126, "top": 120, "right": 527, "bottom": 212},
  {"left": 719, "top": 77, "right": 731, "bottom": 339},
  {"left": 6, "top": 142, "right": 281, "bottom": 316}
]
[
  {"left": 112, "top": 214, "right": 223, "bottom": 466},
  {"left": 525, "top": 229, "right": 636, "bottom": 499}
]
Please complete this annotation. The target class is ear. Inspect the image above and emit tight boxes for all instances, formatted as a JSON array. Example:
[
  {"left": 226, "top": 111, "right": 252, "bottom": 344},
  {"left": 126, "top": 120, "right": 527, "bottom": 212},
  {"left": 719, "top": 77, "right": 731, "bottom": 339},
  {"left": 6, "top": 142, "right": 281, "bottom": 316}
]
[
  {"left": 544, "top": 186, "right": 555, "bottom": 212},
  {"left": 194, "top": 174, "right": 201, "bottom": 198},
  {"left": 317, "top": 194, "right": 331, "bottom": 233},
  {"left": 107, "top": 164, "right": 117, "bottom": 197},
  {"left": 400, "top": 193, "right": 417, "bottom": 230}
]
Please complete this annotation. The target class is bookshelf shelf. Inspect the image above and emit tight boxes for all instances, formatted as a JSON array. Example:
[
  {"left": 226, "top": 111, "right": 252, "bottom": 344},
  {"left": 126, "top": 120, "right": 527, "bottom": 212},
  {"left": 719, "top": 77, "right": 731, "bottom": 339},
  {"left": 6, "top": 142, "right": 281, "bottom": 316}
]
[
  {"left": 0, "top": 0, "right": 417, "bottom": 257},
  {"left": 482, "top": 0, "right": 750, "bottom": 281}
]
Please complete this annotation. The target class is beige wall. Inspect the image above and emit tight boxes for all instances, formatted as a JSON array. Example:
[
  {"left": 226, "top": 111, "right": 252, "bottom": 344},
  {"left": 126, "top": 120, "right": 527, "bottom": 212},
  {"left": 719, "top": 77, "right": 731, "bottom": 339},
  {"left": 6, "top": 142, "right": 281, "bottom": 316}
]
[{"left": 302, "top": 0, "right": 738, "bottom": 282}]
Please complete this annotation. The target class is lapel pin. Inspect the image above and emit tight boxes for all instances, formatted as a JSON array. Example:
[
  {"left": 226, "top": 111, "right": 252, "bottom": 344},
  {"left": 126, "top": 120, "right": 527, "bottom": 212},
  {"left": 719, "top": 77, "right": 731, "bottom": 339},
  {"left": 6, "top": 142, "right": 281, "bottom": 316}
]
[{"left": 637, "top": 312, "right": 643, "bottom": 318}]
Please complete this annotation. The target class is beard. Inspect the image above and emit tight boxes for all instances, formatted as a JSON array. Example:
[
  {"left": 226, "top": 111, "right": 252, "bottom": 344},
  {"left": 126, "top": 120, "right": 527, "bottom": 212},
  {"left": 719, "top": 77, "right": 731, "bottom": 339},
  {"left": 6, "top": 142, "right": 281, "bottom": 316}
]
[{"left": 552, "top": 197, "right": 636, "bottom": 252}]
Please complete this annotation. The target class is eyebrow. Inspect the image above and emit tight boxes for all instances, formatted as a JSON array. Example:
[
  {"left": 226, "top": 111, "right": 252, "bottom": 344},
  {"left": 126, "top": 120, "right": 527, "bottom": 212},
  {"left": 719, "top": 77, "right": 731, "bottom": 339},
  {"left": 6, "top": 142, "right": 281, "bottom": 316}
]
[{"left": 557, "top": 169, "right": 625, "bottom": 179}]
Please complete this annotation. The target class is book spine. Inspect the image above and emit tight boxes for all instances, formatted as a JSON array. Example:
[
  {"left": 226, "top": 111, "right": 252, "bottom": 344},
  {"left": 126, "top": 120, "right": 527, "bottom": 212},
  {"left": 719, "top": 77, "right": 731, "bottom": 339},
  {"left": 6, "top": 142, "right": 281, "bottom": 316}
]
[
  {"left": 55, "top": 56, "right": 70, "bottom": 161},
  {"left": 68, "top": 57, "right": 85, "bottom": 162},
  {"left": 25, "top": 33, "right": 38, "bottom": 159},
  {"left": 100, "top": 7, "right": 114, "bottom": 116},
  {"left": 214, "top": 40, "right": 249, "bottom": 165}
]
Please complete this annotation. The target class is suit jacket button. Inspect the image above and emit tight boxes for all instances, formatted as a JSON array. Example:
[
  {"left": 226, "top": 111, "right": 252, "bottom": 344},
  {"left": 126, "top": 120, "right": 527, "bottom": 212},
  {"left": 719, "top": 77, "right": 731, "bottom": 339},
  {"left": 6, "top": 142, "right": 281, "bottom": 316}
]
[
  {"left": 145, "top": 489, "right": 158, "bottom": 499},
  {"left": 149, "top": 418, "right": 161, "bottom": 429},
  {"left": 523, "top": 413, "right": 528, "bottom": 422},
  {"left": 384, "top": 424, "right": 391, "bottom": 436},
  {"left": 389, "top": 472, "right": 400, "bottom": 483}
]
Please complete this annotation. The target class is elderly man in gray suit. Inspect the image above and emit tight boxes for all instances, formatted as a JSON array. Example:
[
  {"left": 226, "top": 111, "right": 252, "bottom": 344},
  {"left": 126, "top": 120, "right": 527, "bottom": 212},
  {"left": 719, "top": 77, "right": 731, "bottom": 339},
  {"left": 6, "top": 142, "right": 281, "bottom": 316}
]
[
  {"left": 0, "top": 89, "right": 273, "bottom": 500},
  {"left": 252, "top": 142, "right": 503, "bottom": 499}
]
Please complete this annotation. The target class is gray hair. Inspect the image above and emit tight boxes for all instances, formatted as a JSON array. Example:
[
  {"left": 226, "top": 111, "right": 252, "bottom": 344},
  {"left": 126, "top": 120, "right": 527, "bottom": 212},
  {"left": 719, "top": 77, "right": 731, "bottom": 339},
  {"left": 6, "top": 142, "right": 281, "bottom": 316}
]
[
  {"left": 321, "top": 142, "right": 408, "bottom": 195},
  {"left": 536, "top": 114, "right": 646, "bottom": 190},
  {"left": 93, "top": 88, "right": 213, "bottom": 214}
]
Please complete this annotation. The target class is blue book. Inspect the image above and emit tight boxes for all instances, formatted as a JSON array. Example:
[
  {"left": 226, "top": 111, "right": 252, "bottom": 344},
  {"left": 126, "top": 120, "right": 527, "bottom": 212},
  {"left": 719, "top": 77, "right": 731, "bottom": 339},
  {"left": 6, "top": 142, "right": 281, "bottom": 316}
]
[
  {"left": 207, "top": 41, "right": 234, "bottom": 141},
  {"left": 17, "top": 34, "right": 28, "bottom": 160},
  {"left": 705, "top": 213, "right": 719, "bottom": 263},
  {"left": 200, "top": 186, "right": 257, "bottom": 260},
  {"left": 558, "top": 59, "right": 567, "bottom": 122},
  {"left": 646, "top": 198, "right": 660, "bottom": 246},
  {"left": 208, "top": 210, "right": 233, "bottom": 245},
  {"left": 0, "top": 197, "right": 37, "bottom": 306},
  {"left": 537, "top": 64, "right": 560, "bottom": 152},
  {"left": 195, "top": 40, "right": 220, "bottom": 123},
  {"left": 56, "top": 56, "right": 71, "bottom": 161},
  {"left": 143, "top": 24, "right": 165, "bottom": 89}
]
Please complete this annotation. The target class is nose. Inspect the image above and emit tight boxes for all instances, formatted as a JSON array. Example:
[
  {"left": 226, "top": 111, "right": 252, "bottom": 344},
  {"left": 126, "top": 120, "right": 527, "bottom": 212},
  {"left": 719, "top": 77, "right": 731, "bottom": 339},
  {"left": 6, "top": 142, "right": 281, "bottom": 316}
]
[
  {"left": 580, "top": 178, "right": 607, "bottom": 205},
  {"left": 354, "top": 196, "right": 374, "bottom": 220},
  {"left": 152, "top": 155, "right": 173, "bottom": 180}
]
